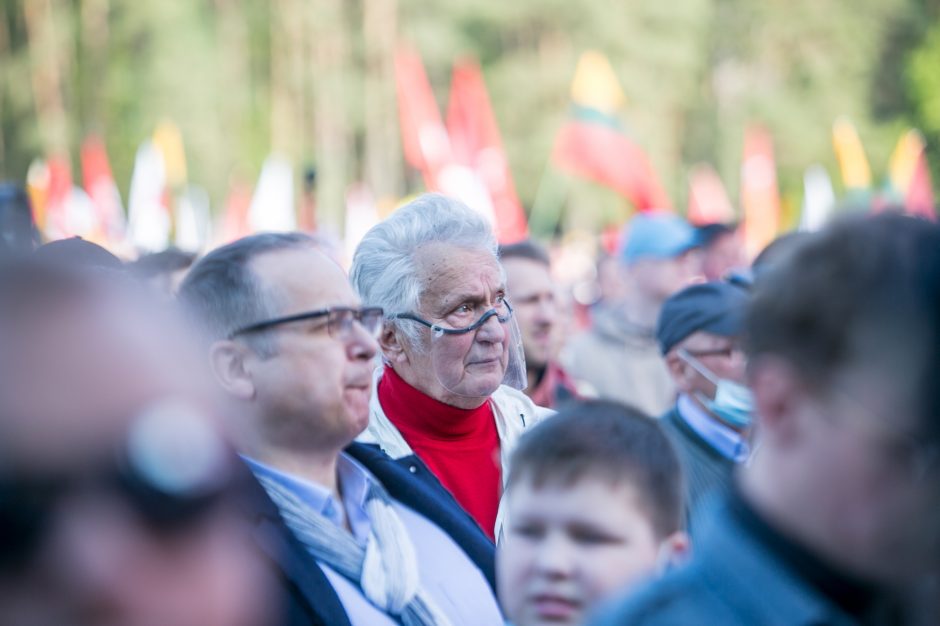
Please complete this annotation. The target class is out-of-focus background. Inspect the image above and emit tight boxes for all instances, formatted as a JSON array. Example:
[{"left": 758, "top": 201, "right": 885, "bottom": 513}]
[{"left": 1, "top": 0, "right": 938, "bottom": 255}]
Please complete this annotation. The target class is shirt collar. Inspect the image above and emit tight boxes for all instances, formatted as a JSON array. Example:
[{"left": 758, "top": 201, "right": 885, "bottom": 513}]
[
  {"left": 242, "top": 452, "right": 375, "bottom": 540},
  {"left": 677, "top": 393, "right": 750, "bottom": 462}
]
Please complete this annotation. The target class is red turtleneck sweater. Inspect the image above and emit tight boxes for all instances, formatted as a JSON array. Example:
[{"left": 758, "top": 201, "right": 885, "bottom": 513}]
[{"left": 378, "top": 366, "right": 501, "bottom": 539}]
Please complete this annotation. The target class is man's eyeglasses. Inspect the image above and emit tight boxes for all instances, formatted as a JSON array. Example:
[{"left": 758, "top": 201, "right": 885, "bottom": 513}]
[
  {"left": 228, "top": 306, "right": 385, "bottom": 340},
  {"left": 394, "top": 299, "right": 513, "bottom": 336}
]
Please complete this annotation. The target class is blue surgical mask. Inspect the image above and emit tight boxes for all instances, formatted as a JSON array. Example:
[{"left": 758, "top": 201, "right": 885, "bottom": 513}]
[{"left": 677, "top": 348, "right": 754, "bottom": 429}]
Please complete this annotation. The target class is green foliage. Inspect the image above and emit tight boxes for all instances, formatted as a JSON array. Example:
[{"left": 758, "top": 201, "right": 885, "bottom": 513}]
[{"left": 0, "top": 0, "right": 936, "bottom": 225}]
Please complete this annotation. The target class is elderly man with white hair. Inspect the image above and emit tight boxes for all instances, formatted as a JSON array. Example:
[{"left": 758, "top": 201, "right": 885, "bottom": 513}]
[{"left": 351, "top": 193, "right": 543, "bottom": 541}]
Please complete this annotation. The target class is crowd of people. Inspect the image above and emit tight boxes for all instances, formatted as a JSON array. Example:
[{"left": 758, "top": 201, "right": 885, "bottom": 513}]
[{"left": 0, "top": 184, "right": 938, "bottom": 626}]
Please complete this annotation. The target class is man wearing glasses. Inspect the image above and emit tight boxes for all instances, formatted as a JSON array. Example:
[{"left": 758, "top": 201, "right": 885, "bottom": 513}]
[
  {"left": 654, "top": 281, "right": 751, "bottom": 534},
  {"left": 594, "top": 213, "right": 940, "bottom": 625},
  {"left": 351, "top": 194, "right": 543, "bottom": 541},
  {"left": 180, "top": 233, "right": 502, "bottom": 626}
]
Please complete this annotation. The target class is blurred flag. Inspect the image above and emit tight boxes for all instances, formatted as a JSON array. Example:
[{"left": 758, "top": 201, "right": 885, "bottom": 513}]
[
  {"left": 26, "top": 158, "right": 50, "bottom": 234},
  {"left": 889, "top": 129, "right": 935, "bottom": 220},
  {"left": 153, "top": 120, "right": 188, "bottom": 190},
  {"left": 127, "top": 141, "right": 170, "bottom": 252},
  {"left": 217, "top": 179, "right": 253, "bottom": 244},
  {"left": 832, "top": 117, "right": 872, "bottom": 191},
  {"left": 687, "top": 163, "right": 734, "bottom": 225},
  {"left": 395, "top": 45, "right": 453, "bottom": 190},
  {"left": 175, "top": 185, "right": 212, "bottom": 251},
  {"left": 393, "top": 45, "right": 500, "bottom": 231},
  {"left": 42, "top": 154, "right": 73, "bottom": 240},
  {"left": 249, "top": 155, "right": 295, "bottom": 232},
  {"left": 80, "top": 135, "right": 125, "bottom": 245},
  {"left": 740, "top": 124, "right": 781, "bottom": 258},
  {"left": 551, "top": 51, "right": 671, "bottom": 211},
  {"left": 800, "top": 165, "right": 836, "bottom": 231},
  {"left": 446, "top": 58, "right": 528, "bottom": 243}
]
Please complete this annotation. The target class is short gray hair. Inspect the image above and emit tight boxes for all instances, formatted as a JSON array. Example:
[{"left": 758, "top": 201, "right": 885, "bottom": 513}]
[
  {"left": 178, "top": 232, "right": 314, "bottom": 357},
  {"left": 350, "top": 193, "right": 498, "bottom": 346}
]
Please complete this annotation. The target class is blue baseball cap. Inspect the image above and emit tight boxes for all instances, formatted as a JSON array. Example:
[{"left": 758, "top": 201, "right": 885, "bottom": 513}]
[
  {"left": 619, "top": 212, "right": 698, "bottom": 264},
  {"left": 656, "top": 281, "right": 749, "bottom": 355}
]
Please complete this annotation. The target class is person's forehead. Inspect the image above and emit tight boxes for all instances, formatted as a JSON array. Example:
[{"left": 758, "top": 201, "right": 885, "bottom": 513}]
[
  {"left": 511, "top": 474, "right": 655, "bottom": 525},
  {"left": 251, "top": 247, "right": 358, "bottom": 309},
  {"left": 415, "top": 244, "right": 503, "bottom": 302},
  {"left": 679, "top": 330, "right": 737, "bottom": 350}
]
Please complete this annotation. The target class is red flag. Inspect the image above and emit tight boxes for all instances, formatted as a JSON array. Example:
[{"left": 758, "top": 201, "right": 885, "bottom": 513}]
[
  {"left": 906, "top": 150, "right": 935, "bottom": 220},
  {"left": 740, "top": 125, "right": 781, "bottom": 258},
  {"left": 394, "top": 45, "right": 452, "bottom": 190},
  {"left": 81, "top": 135, "right": 125, "bottom": 244},
  {"left": 687, "top": 163, "right": 734, "bottom": 225},
  {"left": 44, "top": 154, "right": 73, "bottom": 239},
  {"left": 446, "top": 59, "right": 528, "bottom": 243}
]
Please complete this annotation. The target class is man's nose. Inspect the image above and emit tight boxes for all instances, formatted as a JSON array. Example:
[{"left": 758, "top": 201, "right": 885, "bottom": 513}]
[
  {"left": 346, "top": 321, "right": 379, "bottom": 360},
  {"left": 474, "top": 311, "right": 507, "bottom": 343}
]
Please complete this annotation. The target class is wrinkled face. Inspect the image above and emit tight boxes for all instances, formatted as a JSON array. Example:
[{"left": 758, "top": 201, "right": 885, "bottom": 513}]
[
  {"left": 498, "top": 478, "right": 666, "bottom": 626},
  {"left": 701, "top": 232, "right": 746, "bottom": 281},
  {"left": 0, "top": 298, "right": 274, "bottom": 626},
  {"left": 502, "top": 257, "right": 556, "bottom": 369},
  {"left": 246, "top": 248, "right": 379, "bottom": 450},
  {"left": 630, "top": 251, "right": 701, "bottom": 303},
  {"left": 771, "top": 367, "right": 940, "bottom": 585},
  {"left": 397, "top": 244, "right": 509, "bottom": 407}
]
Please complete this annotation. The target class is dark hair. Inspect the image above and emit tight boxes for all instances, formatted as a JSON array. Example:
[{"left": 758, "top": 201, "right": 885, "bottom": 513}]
[
  {"left": 751, "top": 230, "right": 810, "bottom": 275},
  {"left": 507, "top": 399, "right": 684, "bottom": 538},
  {"left": 695, "top": 222, "right": 736, "bottom": 249},
  {"left": 131, "top": 248, "right": 197, "bottom": 279},
  {"left": 498, "top": 239, "right": 550, "bottom": 266},
  {"left": 177, "top": 232, "right": 314, "bottom": 357},
  {"left": 0, "top": 183, "right": 40, "bottom": 255},
  {"left": 746, "top": 213, "right": 940, "bottom": 440}
]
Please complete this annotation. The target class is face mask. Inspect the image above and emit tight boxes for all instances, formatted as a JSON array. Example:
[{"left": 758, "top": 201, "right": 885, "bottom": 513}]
[{"left": 677, "top": 348, "right": 754, "bottom": 429}]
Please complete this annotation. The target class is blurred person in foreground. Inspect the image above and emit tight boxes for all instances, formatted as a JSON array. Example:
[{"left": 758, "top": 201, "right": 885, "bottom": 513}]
[
  {"left": 655, "top": 281, "right": 751, "bottom": 534},
  {"left": 351, "top": 194, "right": 542, "bottom": 541},
  {"left": 695, "top": 223, "right": 746, "bottom": 282},
  {"left": 499, "top": 239, "right": 580, "bottom": 408},
  {"left": 180, "top": 232, "right": 502, "bottom": 625},
  {"left": 564, "top": 212, "right": 700, "bottom": 416},
  {"left": 0, "top": 260, "right": 274, "bottom": 626},
  {"left": 592, "top": 213, "right": 940, "bottom": 625},
  {"left": 498, "top": 400, "right": 687, "bottom": 626}
]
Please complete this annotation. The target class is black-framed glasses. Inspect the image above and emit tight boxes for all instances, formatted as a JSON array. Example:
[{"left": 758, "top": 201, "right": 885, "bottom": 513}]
[
  {"left": 394, "top": 300, "right": 513, "bottom": 336},
  {"left": 228, "top": 306, "right": 385, "bottom": 340}
]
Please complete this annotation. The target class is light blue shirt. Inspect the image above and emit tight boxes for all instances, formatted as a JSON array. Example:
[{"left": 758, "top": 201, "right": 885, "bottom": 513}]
[
  {"left": 677, "top": 394, "right": 750, "bottom": 462},
  {"left": 243, "top": 453, "right": 502, "bottom": 626}
]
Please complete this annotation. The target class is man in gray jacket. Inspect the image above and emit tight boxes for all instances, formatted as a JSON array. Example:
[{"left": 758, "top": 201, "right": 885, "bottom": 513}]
[{"left": 592, "top": 213, "right": 940, "bottom": 625}]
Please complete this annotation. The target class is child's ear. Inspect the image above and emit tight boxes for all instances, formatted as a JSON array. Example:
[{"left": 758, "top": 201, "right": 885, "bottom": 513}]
[{"left": 655, "top": 530, "right": 690, "bottom": 575}]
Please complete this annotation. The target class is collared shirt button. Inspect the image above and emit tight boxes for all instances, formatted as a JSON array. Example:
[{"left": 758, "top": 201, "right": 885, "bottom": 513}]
[{"left": 408, "top": 465, "right": 417, "bottom": 473}]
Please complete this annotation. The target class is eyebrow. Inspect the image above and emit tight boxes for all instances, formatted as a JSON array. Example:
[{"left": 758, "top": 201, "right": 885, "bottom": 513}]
[{"left": 436, "top": 288, "right": 506, "bottom": 314}]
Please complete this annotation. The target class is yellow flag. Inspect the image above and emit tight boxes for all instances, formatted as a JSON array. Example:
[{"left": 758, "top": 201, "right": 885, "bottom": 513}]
[
  {"left": 832, "top": 117, "right": 871, "bottom": 190},
  {"left": 570, "top": 51, "right": 625, "bottom": 114},
  {"left": 889, "top": 129, "right": 925, "bottom": 194},
  {"left": 153, "top": 120, "right": 188, "bottom": 189}
]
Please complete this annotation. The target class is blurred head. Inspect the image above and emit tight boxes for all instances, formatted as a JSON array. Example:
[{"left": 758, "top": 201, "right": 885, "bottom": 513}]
[
  {"left": 34, "top": 237, "right": 124, "bottom": 272},
  {"left": 498, "top": 400, "right": 686, "bottom": 626},
  {"left": 0, "top": 261, "right": 272, "bottom": 626},
  {"left": 130, "top": 248, "right": 197, "bottom": 296},
  {"left": 696, "top": 223, "right": 746, "bottom": 281},
  {"left": 351, "top": 193, "right": 512, "bottom": 409},
  {"left": 658, "top": 282, "right": 750, "bottom": 428},
  {"left": 180, "top": 233, "right": 380, "bottom": 456},
  {"left": 0, "top": 183, "right": 40, "bottom": 255},
  {"left": 619, "top": 213, "right": 701, "bottom": 303},
  {"left": 499, "top": 240, "right": 557, "bottom": 372},
  {"left": 744, "top": 213, "right": 940, "bottom": 586}
]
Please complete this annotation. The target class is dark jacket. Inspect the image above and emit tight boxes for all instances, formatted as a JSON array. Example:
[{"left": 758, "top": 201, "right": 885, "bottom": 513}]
[{"left": 236, "top": 441, "right": 496, "bottom": 626}]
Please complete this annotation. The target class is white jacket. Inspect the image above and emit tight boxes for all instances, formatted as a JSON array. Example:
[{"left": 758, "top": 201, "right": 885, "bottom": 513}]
[{"left": 358, "top": 365, "right": 550, "bottom": 540}]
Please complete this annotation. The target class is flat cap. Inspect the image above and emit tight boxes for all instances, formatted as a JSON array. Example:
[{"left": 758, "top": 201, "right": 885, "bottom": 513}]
[{"left": 656, "top": 281, "right": 749, "bottom": 355}]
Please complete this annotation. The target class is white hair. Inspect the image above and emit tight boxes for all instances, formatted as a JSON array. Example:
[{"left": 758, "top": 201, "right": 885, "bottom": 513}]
[{"left": 350, "top": 193, "right": 499, "bottom": 347}]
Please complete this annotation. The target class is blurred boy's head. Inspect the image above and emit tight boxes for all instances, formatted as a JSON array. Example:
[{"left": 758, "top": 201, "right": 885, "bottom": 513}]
[{"left": 497, "top": 400, "right": 686, "bottom": 626}]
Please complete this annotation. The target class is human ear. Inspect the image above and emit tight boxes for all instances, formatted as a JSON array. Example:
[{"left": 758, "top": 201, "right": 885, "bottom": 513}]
[
  {"left": 655, "top": 530, "right": 690, "bottom": 575},
  {"left": 748, "top": 355, "right": 804, "bottom": 447},
  {"left": 209, "top": 340, "right": 255, "bottom": 400},
  {"left": 665, "top": 351, "right": 695, "bottom": 392},
  {"left": 379, "top": 324, "right": 409, "bottom": 366}
]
